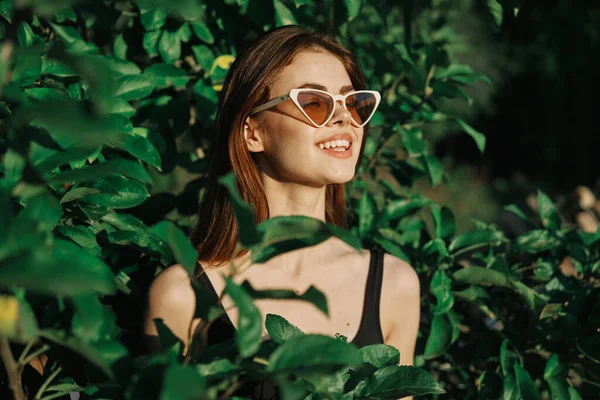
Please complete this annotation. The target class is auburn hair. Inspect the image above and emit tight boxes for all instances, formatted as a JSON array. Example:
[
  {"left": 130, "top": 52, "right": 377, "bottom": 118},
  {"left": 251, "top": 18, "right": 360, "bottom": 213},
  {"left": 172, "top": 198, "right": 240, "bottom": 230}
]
[{"left": 189, "top": 25, "right": 371, "bottom": 269}]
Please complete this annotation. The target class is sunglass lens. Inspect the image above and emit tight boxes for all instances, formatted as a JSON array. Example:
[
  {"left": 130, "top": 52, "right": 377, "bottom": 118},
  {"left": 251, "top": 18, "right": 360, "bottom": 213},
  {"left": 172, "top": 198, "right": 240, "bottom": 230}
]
[
  {"left": 347, "top": 93, "right": 377, "bottom": 126},
  {"left": 297, "top": 91, "right": 334, "bottom": 125}
]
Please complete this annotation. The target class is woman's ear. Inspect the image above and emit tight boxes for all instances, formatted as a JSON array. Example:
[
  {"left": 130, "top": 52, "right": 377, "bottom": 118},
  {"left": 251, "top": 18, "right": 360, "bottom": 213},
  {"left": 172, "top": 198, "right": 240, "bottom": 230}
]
[{"left": 243, "top": 116, "right": 265, "bottom": 153}]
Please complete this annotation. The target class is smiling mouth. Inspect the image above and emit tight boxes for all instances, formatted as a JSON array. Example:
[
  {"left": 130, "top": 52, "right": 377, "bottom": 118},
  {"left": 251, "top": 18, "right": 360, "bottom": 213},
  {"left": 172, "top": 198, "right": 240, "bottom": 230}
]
[{"left": 315, "top": 140, "right": 353, "bottom": 159}]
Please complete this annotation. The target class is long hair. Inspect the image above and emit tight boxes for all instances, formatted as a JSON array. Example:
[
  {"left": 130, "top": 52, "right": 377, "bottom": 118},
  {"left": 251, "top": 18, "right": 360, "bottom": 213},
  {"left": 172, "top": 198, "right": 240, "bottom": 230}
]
[{"left": 189, "top": 25, "right": 370, "bottom": 268}]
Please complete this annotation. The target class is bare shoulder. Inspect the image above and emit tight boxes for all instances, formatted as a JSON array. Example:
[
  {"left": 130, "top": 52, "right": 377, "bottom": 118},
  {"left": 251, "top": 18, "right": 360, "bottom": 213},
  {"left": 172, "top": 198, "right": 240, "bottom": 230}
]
[
  {"left": 381, "top": 253, "right": 420, "bottom": 301},
  {"left": 144, "top": 264, "right": 196, "bottom": 342}
]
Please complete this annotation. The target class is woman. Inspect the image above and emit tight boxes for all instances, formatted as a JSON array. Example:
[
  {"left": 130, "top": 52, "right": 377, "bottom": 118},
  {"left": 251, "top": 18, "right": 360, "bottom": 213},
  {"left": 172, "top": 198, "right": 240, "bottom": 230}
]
[{"left": 144, "top": 24, "right": 420, "bottom": 396}]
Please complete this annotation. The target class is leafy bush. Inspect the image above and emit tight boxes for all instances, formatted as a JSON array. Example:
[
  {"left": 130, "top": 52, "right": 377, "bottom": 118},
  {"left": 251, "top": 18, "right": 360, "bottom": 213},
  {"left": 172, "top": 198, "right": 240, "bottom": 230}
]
[{"left": 0, "top": 0, "right": 597, "bottom": 399}]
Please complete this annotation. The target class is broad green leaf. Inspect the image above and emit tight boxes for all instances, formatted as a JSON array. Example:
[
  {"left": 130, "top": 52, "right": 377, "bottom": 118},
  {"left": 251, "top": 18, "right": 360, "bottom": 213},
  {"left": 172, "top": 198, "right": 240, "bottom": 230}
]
[
  {"left": 453, "top": 266, "right": 512, "bottom": 288},
  {"left": 514, "top": 230, "right": 559, "bottom": 253},
  {"left": 422, "top": 155, "right": 443, "bottom": 187},
  {"left": 17, "top": 21, "right": 37, "bottom": 47},
  {"left": 120, "top": 134, "right": 162, "bottom": 169},
  {"left": 114, "top": 75, "right": 155, "bottom": 100},
  {"left": 544, "top": 355, "right": 570, "bottom": 400},
  {"left": 274, "top": 0, "right": 297, "bottom": 27},
  {"left": 149, "top": 220, "right": 198, "bottom": 275},
  {"left": 190, "top": 19, "right": 214, "bottom": 44},
  {"left": 448, "top": 230, "right": 506, "bottom": 253},
  {"left": 192, "top": 44, "right": 215, "bottom": 72},
  {"left": 143, "top": 30, "right": 161, "bottom": 57},
  {"left": 431, "top": 205, "right": 456, "bottom": 239},
  {"left": 47, "top": 158, "right": 152, "bottom": 185},
  {"left": 60, "top": 187, "right": 101, "bottom": 203},
  {"left": 71, "top": 293, "right": 118, "bottom": 343},
  {"left": 224, "top": 278, "right": 262, "bottom": 358},
  {"left": 107, "top": 98, "right": 136, "bottom": 117},
  {"left": 195, "top": 359, "right": 233, "bottom": 376},
  {"left": 399, "top": 127, "right": 426, "bottom": 157},
  {"left": 265, "top": 314, "right": 304, "bottom": 344},
  {"left": 503, "top": 371, "right": 521, "bottom": 400},
  {"left": 107, "top": 230, "right": 172, "bottom": 264},
  {"left": 500, "top": 339, "right": 521, "bottom": 376},
  {"left": 452, "top": 117, "right": 486, "bottom": 153},
  {"left": 537, "top": 190, "right": 561, "bottom": 230},
  {"left": 424, "top": 312, "right": 456, "bottom": 359},
  {"left": 373, "top": 234, "right": 410, "bottom": 262},
  {"left": 79, "top": 176, "right": 150, "bottom": 209},
  {"left": 140, "top": 8, "right": 167, "bottom": 31},
  {"left": 267, "top": 334, "right": 363, "bottom": 373},
  {"left": 160, "top": 364, "right": 206, "bottom": 400},
  {"left": 344, "top": 0, "right": 362, "bottom": 21},
  {"left": 0, "top": 239, "right": 116, "bottom": 296},
  {"left": 0, "top": 0, "right": 13, "bottom": 22},
  {"left": 514, "top": 363, "right": 541, "bottom": 400},
  {"left": 158, "top": 29, "right": 181, "bottom": 64},
  {"left": 484, "top": 0, "right": 504, "bottom": 31},
  {"left": 113, "top": 33, "right": 127, "bottom": 59},
  {"left": 218, "top": 172, "right": 261, "bottom": 247},
  {"left": 25, "top": 87, "right": 69, "bottom": 101},
  {"left": 242, "top": 280, "right": 328, "bottom": 315},
  {"left": 359, "top": 344, "right": 400, "bottom": 368},
  {"left": 430, "top": 270, "right": 454, "bottom": 315},
  {"left": 55, "top": 225, "right": 101, "bottom": 256},
  {"left": 143, "top": 63, "right": 190, "bottom": 88},
  {"left": 351, "top": 365, "right": 444, "bottom": 398},
  {"left": 378, "top": 196, "right": 432, "bottom": 225}
]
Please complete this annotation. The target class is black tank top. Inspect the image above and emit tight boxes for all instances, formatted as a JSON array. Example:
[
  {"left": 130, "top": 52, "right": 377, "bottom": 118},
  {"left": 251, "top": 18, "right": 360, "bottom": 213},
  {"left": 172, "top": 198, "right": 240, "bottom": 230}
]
[{"left": 196, "top": 248, "right": 385, "bottom": 347}]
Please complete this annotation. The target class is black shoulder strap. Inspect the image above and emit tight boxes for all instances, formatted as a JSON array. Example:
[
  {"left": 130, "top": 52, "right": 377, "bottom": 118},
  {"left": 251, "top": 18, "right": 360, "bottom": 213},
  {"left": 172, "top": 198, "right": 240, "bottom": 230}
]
[
  {"left": 196, "top": 264, "right": 220, "bottom": 301},
  {"left": 368, "top": 249, "right": 384, "bottom": 317}
]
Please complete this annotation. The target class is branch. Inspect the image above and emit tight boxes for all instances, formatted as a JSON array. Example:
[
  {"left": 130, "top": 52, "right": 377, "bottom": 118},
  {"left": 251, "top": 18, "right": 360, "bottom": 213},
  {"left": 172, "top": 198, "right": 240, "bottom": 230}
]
[{"left": 0, "top": 338, "right": 26, "bottom": 400}]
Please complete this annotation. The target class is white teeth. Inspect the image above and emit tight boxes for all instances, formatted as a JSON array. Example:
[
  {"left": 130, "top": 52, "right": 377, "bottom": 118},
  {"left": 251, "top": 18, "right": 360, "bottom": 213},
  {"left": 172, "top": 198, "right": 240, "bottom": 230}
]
[{"left": 317, "top": 139, "right": 351, "bottom": 150}]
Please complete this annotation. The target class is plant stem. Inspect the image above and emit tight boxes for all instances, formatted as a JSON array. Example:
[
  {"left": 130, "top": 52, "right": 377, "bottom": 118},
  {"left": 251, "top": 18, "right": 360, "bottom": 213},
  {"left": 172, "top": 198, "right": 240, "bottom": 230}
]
[
  {"left": 35, "top": 366, "right": 62, "bottom": 400},
  {"left": 0, "top": 338, "right": 25, "bottom": 400},
  {"left": 20, "top": 344, "right": 50, "bottom": 367}
]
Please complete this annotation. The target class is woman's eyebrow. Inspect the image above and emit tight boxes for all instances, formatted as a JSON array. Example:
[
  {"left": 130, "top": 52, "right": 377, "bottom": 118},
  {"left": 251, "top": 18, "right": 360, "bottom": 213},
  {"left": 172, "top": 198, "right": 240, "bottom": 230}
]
[{"left": 297, "top": 82, "right": 355, "bottom": 94}]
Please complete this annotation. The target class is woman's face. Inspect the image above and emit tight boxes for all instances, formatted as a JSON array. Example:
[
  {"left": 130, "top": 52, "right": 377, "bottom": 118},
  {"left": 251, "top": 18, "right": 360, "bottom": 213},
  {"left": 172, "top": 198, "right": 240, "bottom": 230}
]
[{"left": 245, "top": 50, "right": 364, "bottom": 187}]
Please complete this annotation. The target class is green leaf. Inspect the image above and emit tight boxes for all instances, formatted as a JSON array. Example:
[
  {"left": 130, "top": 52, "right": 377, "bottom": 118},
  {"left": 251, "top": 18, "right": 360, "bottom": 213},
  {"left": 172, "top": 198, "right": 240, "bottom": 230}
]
[
  {"left": 55, "top": 225, "right": 101, "bottom": 256},
  {"left": 514, "top": 363, "right": 541, "bottom": 400},
  {"left": 17, "top": 21, "right": 36, "bottom": 47},
  {"left": 242, "top": 280, "right": 328, "bottom": 315},
  {"left": 378, "top": 196, "right": 432, "bottom": 226},
  {"left": 343, "top": 0, "right": 362, "bottom": 21},
  {"left": 514, "top": 230, "right": 559, "bottom": 253},
  {"left": 121, "top": 133, "right": 162, "bottom": 169},
  {"left": 543, "top": 355, "right": 570, "bottom": 400},
  {"left": 453, "top": 266, "right": 512, "bottom": 288},
  {"left": 359, "top": 344, "right": 400, "bottom": 368},
  {"left": 430, "top": 270, "right": 454, "bottom": 315},
  {"left": 143, "top": 30, "right": 161, "bottom": 57},
  {"left": 359, "top": 191, "right": 377, "bottom": 236},
  {"left": 143, "top": 63, "right": 190, "bottom": 88},
  {"left": 448, "top": 230, "right": 506, "bottom": 253},
  {"left": 224, "top": 278, "right": 262, "bottom": 358},
  {"left": 140, "top": 8, "right": 167, "bottom": 31},
  {"left": 47, "top": 158, "right": 152, "bottom": 185},
  {"left": 0, "top": 239, "right": 116, "bottom": 296},
  {"left": 503, "top": 371, "right": 521, "bottom": 400},
  {"left": 160, "top": 364, "right": 206, "bottom": 400},
  {"left": 71, "top": 293, "right": 118, "bottom": 342},
  {"left": 60, "top": 187, "right": 101, "bottom": 203},
  {"left": 273, "top": 0, "right": 297, "bottom": 26},
  {"left": 373, "top": 234, "right": 410, "bottom": 262},
  {"left": 158, "top": 29, "right": 181, "bottom": 64},
  {"left": 431, "top": 205, "right": 456, "bottom": 239},
  {"left": 484, "top": 0, "right": 504, "bottom": 31},
  {"left": 107, "top": 98, "right": 136, "bottom": 117},
  {"left": 0, "top": 0, "right": 13, "bottom": 22},
  {"left": 351, "top": 365, "right": 444, "bottom": 398},
  {"left": 537, "top": 190, "right": 561, "bottom": 230},
  {"left": 149, "top": 220, "right": 198, "bottom": 275},
  {"left": 25, "top": 87, "right": 69, "bottom": 101},
  {"left": 113, "top": 33, "right": 127, "bottom": 59},
  {"left": 190, "top": 19, "right": 214, "bottom": 44},
  {"left": 267, "top": 334, "right": 363, "bottom": 373},
  {"left": 107, "top": 230, "right": 172, "bottom": 264},
  {"left": 79, "top": 176, "right": 150, "bottom": 209},
  {"left": 265, "top": 314, "right": 305, "bottom": 344},
  {"left": 452, "top": 117, "right": 486, "bottom": 153},
  {"left": 424, "top": 312, "right": 458, "bottom": 359},
  {"left": 114, "top": 75, "right": 155, "bottom": 100},
  {"left": 195, "top": 359, "right": 233, "bottom": 376},
  {"left": 192, "top": 45, "right": 215, "bottom": 72},
  {"left": 421, "top": 155, "right": 443, "bottom": 187}
]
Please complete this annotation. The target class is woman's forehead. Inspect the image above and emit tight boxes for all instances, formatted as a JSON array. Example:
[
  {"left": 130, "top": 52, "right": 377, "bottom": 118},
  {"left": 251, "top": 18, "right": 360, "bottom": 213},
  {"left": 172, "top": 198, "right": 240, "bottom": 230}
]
[{"left": 270, "top": 51, "right": 353, "bottom": 94}]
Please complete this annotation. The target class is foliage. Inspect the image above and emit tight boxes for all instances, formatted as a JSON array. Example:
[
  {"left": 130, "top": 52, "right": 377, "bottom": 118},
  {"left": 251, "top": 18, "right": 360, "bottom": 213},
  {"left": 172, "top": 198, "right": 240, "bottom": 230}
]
[{"left": 0, "top": 0, "right": 597, "bottom": 399}]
